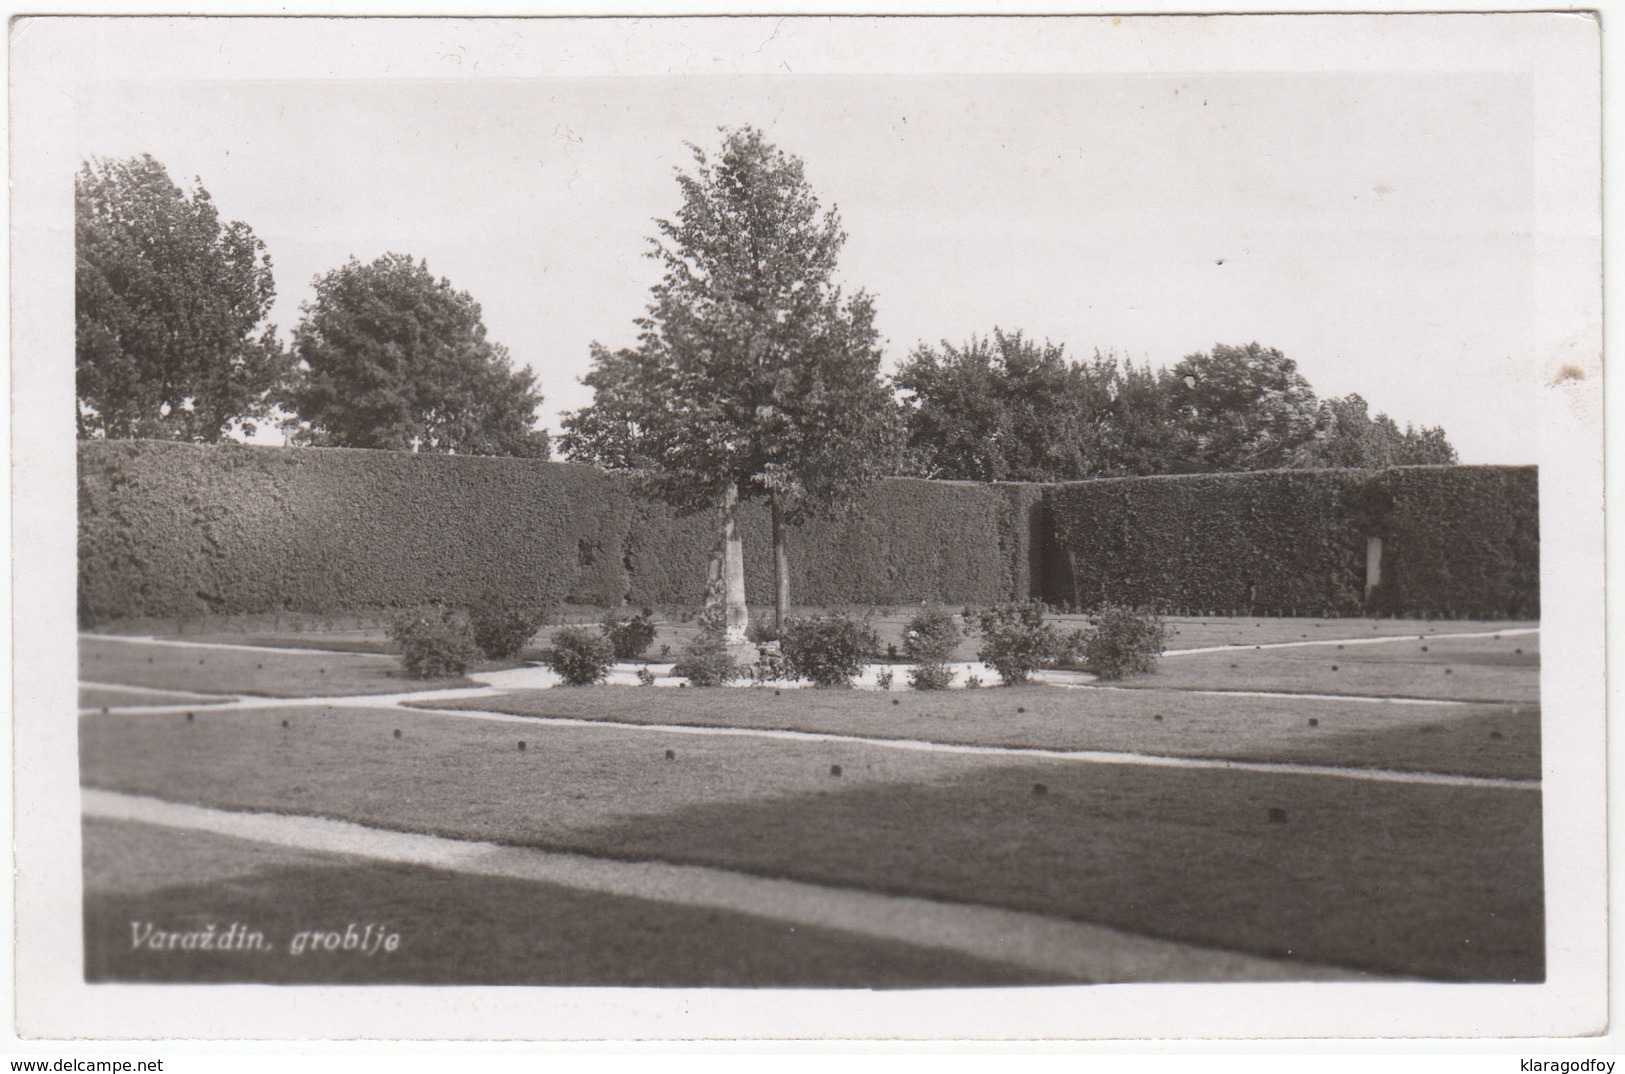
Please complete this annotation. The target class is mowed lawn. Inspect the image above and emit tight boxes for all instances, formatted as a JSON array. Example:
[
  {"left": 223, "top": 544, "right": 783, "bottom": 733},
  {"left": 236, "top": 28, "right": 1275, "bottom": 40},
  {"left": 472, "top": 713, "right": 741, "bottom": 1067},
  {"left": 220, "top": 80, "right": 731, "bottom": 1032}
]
[
  {"left": 78, "top": 637, "right": 472, "bottom": 698},
  {"left": 83, "top": 819, "right": 1058, "bottom": 987},
  {"left": 427, "top": 684, "right": 1537, "bottom": 780},
  {"left": 1149, "top": 632, "right": 1538, "bottom": 703},
  {"left": 81, "top": 702, "right": 1543, "bottom": 981},
  {"left": 79, "top": 685, "right": 237, "bottom": 710},
  {"left": 80, "top": 616, "right": 1543, "bottom": 985}
]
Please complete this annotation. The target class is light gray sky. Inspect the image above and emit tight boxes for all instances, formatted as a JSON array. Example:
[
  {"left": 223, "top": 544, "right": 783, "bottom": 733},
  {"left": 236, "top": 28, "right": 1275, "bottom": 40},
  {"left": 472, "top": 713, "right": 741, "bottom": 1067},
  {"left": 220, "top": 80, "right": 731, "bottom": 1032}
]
[{"left": 70, "top": 25, "right": 1546, "bottom": 462}]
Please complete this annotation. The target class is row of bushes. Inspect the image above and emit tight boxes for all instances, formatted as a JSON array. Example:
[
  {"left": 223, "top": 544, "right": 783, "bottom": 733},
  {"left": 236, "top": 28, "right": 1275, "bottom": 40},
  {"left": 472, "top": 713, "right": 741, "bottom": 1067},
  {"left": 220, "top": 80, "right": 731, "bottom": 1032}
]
[
  {"left": 387, "top": 599, "right": 1166, "bottom": 687},
  {"left": 1044, "top": 466, "right": 1539, "bottom": 618},
  {"left": 79, "top": 442, "right": 1539, "bottom": 624},
  {"left": 539, "top": 603, "right": 1165, "bottom": 688},
  {"left": 78, "top": 441, "right": 1033, "bottom": 623}
]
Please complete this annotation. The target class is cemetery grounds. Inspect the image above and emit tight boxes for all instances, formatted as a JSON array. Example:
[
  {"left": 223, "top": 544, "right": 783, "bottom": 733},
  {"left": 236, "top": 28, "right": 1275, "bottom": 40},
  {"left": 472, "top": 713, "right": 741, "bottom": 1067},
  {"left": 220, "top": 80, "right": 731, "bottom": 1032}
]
[{"left": 78, "top": 611, "right": 1542, "bottom": 987}]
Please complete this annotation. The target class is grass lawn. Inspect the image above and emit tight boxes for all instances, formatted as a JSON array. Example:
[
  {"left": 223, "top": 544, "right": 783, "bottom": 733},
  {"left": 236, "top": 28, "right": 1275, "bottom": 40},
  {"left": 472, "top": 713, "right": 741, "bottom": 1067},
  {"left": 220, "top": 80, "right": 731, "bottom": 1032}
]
[
  {"left": 1149, "top": 632, "right": 1538, "bottom": 703},
  {"left": 80, "top": 705, "right": 1542, "bottom": 981},
  {"left": 78, "top": 637, "right": 473, "bottom": 698},
  {"left": 83, "top": 819, "right": 1057, "bottom": 987},
  {"left": 79, "top": 685, "right": 238, "bottom": 710},
  {"left": 421, "top": 684, "right": 1538, "bottom": 781},
  {"left": 1154, "top": 617, "right": 1534, "bottom": 651}
]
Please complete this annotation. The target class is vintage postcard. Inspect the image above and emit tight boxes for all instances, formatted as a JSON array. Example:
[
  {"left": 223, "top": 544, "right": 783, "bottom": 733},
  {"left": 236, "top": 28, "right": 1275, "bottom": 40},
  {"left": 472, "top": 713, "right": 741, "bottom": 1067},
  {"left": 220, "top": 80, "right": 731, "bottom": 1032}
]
[{"left": 10, "top": 12, "right": 1605, "bottom": 1044}]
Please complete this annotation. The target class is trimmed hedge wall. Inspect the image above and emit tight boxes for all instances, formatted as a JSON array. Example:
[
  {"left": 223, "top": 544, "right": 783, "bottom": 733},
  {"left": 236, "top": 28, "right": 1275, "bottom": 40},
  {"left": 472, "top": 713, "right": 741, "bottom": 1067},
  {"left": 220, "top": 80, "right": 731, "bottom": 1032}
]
[
  {"left": 78, "top": 442, "right": 1537, "bottom": 623},
  {"left": 1042, "top": 465, "right": 1538, "bottom": 618},
  {"left": 78, "top": 441, "right": 1036, "bottom": 622},
  {"left": 1376, "top": 466, "right": 1540, "bottom": 619}
]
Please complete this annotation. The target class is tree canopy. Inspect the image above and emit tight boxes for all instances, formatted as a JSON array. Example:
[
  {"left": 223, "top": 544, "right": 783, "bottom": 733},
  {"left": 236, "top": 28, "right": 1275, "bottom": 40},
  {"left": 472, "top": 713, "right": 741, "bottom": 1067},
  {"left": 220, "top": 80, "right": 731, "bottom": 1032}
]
[
  {"left": 76, "top": 154, "right": 288, "bottom": 441},
  {"left": 287, "top": 253, "right": 548, "bottom": 457},
  {"left": 898, "top": 335, "right": 1455, "bottom": 480},
  {"left": 1163, "top": 342, "right": 1328, "bottom": 472},
  {"left": 896, "top": 329, "right": 1116, "bottom": 483},
  {"left": 1303, "top": 393, "right": 1458, "bottom": 468},
  {"left": 562, "top": 125, "right": 901, "bottom": 628},
  {"left": 562, "top": 125, "right": 900, "bottom": 517}
]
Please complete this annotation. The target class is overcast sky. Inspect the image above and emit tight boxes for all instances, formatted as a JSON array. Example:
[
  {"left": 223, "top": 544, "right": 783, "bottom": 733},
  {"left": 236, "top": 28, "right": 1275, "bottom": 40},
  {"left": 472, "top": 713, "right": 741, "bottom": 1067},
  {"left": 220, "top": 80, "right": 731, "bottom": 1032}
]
[{"left": 61, "top": 17, "right": 1568, "bottom": 464}]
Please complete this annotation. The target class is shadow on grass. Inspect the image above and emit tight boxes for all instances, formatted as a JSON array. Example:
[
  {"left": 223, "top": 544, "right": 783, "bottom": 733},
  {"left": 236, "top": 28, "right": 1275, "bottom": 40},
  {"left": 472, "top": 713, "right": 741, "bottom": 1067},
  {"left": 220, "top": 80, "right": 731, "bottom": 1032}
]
[
  {"left": 565, "top": 760, "right": 1545, "bottom": 984},
  {"left": 83, "top": 822, "right": 1066, "bottom": 988}
]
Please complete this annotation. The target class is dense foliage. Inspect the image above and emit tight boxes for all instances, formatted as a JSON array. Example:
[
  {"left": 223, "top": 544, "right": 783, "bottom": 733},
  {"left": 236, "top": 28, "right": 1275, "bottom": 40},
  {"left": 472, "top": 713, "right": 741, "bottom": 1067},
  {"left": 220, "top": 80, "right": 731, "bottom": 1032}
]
[
  {"left": 602, "top": 609, "right": 658, "bottom": 661},
  {"left": 971, "top": 602, "right": 1069, "bottom": 686},
  {"left": 468, "top": 598, "right": 548, "bottom": 660},
  {"left": 387, "top": 606, "right": 478, "bottom": 679},
  {"left": 76, "top": 442, "right": 1536, "bottom": 625},
  {"left": 76, "top": 443, "right": 1036, "bottom": 623},
  {"left": 901, "top": 606, "right": 963, "bottom": 663},
  {"left": 1080, "top": 604, "right": 1167, "bottom": 680},
  {"left": 562, "top": 127, "right": 902, "bottom": 628},
  {"left": 288, "top": 253, "right": 548, "bottom": 457},
  {"left": 907, "top": 662, "right": 957, "bottom": 691},
  {"left": 1046, "top": 466, "right": 1537, "bottom": 618},
  {"left": 895, "top": 330, "right": 1114, "bottom": 482},
  {"left": 671, "top": 633, "right": 744, "bottom": 686},
  {"left": 1302, "top": 393, "right": 1457, "bottom": 468},
  {"left": 780, "top": 615, "right": 879, "bottom": 687},
  {"left": 544, "top": 626, "right": 616, "bottom": 686},
  {"left": 76, "top": 154, "right": 288, "bottom": 442},
  {"left": 899, "top": 335, "right": 1456, "bottom": 481}
]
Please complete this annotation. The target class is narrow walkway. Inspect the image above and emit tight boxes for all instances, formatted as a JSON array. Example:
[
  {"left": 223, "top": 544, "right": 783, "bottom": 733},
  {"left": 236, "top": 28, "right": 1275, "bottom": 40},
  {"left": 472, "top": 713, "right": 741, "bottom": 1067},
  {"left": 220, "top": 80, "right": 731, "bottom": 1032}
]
[
  {"left": 80, "top": 680, "right": 238, "bottom": 700},
  {"left": 1163, "top": 626, "right": 1538, "bottom": 657},
  {"left": 394, "top": 703, "right": 1539, "bottom": 792},
  {"left": 81, "top": 787, "right": 1368, "bottom": 984},
  {"left": 1077, "top": 685, "right": 1491, "bottom": 707},
  {"left": 81, "top": 634, "right": 397, "bottom": 659}
]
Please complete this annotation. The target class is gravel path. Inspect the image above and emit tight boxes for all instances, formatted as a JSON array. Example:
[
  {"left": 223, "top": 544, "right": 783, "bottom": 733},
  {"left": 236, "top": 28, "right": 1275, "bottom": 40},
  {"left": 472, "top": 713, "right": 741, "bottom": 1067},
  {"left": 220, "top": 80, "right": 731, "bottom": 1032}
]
[
  {"left": 82, "top": 787, "right": 1371, "bottom": 984},
  {"left": 1163, "top": 627, "right": 1538, "bottom": 656}
]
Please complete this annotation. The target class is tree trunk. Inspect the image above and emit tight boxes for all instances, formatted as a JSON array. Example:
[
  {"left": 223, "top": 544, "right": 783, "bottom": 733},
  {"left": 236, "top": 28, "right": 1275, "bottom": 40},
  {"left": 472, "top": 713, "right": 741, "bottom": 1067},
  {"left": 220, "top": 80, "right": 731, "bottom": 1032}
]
[
  {"left": 771, "top": 494, "right": 790, "bottom": 634},
  {"left": 720, "top": 481, "right": 749, "bottom": 643}
]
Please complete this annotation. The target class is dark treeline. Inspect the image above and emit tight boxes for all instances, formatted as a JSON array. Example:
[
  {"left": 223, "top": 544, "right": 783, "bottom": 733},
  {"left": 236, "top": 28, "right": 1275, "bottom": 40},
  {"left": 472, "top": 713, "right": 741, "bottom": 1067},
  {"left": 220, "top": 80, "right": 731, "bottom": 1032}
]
[{"left": 893, "top": 330, "right": 1455, "bottom": 483}]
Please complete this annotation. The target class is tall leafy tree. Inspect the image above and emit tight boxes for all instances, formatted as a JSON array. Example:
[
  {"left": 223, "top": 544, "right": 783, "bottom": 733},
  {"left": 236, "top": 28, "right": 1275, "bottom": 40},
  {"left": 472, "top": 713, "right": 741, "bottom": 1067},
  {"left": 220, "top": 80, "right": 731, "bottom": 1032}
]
[
  {"left": 896, "top": 329, "right": 1120, "bottom": 482},
  {"left": 1163, "top": 342, "right": 1328, "bottom": 472},
  {"left": 76, "top": 154, "right": 287, "bottom": 441},
  {"left": 1303, "top": 393, "right": 1458, "bottom": 468},
  {"left": 287, "top": 253, "right": 548, "bottom": 457},
  {"left": 563, "top": 126, "right": 901, "bottom": 631}
]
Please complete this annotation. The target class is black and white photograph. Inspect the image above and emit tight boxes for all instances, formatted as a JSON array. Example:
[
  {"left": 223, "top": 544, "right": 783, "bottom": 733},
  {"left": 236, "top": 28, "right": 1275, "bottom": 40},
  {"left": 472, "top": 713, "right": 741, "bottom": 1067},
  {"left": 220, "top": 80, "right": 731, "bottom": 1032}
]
[{"left": 9, "top": 11, "right": 1606, "bottom": 1046}]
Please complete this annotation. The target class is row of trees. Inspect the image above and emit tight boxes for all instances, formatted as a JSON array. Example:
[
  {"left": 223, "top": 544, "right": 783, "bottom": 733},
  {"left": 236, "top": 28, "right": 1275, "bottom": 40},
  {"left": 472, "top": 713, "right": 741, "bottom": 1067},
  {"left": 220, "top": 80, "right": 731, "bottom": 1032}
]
[
  {"left": 77, "top": 133, "right": 1457, "bottom": 636},
  {"left": 75, "top": 155, "right": 547, "bottom": 455},
  {"left": 891, "top": 333, "right": 1454, "bottom": 482}
]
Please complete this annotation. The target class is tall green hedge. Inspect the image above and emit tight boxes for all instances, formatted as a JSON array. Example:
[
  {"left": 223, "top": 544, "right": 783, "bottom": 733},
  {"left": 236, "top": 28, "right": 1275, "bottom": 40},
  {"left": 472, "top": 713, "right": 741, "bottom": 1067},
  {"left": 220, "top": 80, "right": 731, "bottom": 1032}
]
[
  {"left": 78, "top": 443, "right": 1537, "bottom": 623},
  {"left": 1376, "top": 466, "right": 1540, "bottom": 619},
  {"left": 1042, "top": 465, "right": 1538, "bottom": 618},
  {"left": 77, "top": 441, "right": 1036, "bottom": 622}
]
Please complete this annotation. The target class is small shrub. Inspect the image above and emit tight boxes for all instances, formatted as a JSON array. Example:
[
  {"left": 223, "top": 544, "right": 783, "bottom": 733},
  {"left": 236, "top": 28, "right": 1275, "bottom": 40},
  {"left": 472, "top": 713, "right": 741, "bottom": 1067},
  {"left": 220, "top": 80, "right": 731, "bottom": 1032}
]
[
  {"left": 544, "top": 626, "right": 615, "bottom": 686},
  {"left": 875, "top": 668, "right": 895, "bottom": 691},
  {"left": 673, "top": 633, "right": 743, "bottom": 687},
  {"left": 781, "top": 615, "right": 879, "bottom": 687},
  {"left": 972, "top": 601, "right": 1063, "bottom": 686},
  {"left": 468, "top": 598, "right": 547, "bottom": 660},
  {"left": 635, "top": 667, "right": 656, "bottom": 686},
  {"left": 750, "top": 642, "right": 791, "bottom": 684},
  {"left": 602, "top": 608, "right": 658, "bottom": 661},
  {"left": 388, "top": 606, "right": 478, "bottom": 679},
  {"left": 908, "top": 661, "right": 955, "bottom": 691},
  {"left": 1082, "top": 604, "right": 1167, "bottom": 680},
  {"left": 902, "top": 605, "right": 962, "bottom": 663},
  {"left": 963, "top": 673, "right": 983, "bottom": 689}
]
